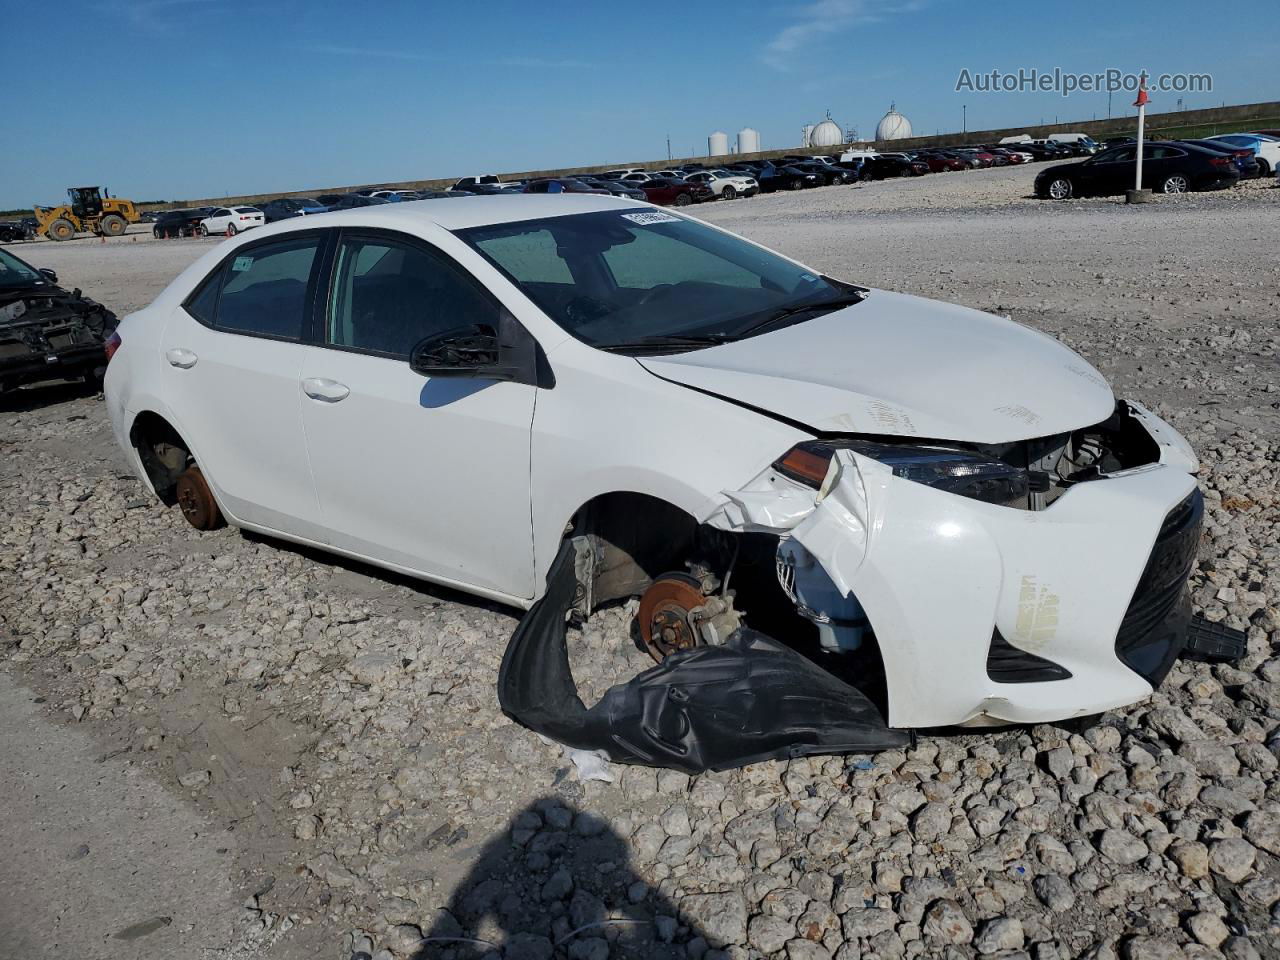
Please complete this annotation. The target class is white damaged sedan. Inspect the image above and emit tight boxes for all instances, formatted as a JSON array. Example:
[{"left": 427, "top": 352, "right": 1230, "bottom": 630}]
[{"left": 104, "top": 195, "right": 1241, "bottom": 772}]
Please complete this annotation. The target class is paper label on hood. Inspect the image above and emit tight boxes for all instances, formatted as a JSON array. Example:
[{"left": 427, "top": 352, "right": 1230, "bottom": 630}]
[{"left": 621, "top": 211, "right": 680, "bottom": 226}]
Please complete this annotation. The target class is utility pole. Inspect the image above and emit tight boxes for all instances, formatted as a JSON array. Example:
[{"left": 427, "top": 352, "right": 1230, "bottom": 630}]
[
  {"left": 1108, "top": 91, "right": 1112, "bottom": 118},
  {"left": 962, "top": 104, "right": 966, "bottom": 134},
  {"left": 666, "top": 135, "right": 671, "bottom": 161}
]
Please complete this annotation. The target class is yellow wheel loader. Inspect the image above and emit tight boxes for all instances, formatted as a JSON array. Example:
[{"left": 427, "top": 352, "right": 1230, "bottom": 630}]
[{"left": 34, "top": 187, "right": 141, "bottom": 241}]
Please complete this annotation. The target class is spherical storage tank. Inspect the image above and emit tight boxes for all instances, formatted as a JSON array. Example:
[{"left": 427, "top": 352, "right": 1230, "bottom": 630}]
[
  {"left": 808, "top": 118, "right": 844, "bottom": 147},
  {"left": 737, "top": 127, "right": 760, "bottom": 154},
  {"left": 876, "top": 104, "right": 912, "bottom": 141},
  {"left": 708, "top": 131, "right": 729, "bottom": 156}
]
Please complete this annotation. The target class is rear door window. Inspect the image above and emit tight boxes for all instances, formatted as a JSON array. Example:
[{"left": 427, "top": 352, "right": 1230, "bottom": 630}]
[{"left": 212, "top": 235, "right": 322, "bottom": 340}]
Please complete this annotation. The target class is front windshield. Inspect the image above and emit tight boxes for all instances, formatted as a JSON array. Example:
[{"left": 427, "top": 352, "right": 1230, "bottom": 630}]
[
  {"left": 456, "top": 209, "right": 861, "bottom": 352},
  {"left": 0, "top": 249, "right": 44, "bottom": 289}
]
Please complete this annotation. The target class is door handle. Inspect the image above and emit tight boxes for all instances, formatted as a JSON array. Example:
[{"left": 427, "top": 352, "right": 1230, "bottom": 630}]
[
  {"left": 302, "top": 378, "right": 350, "bottom": 403},
  {"left": 165, "top": 347, "right": 198, "bottom": 369}
]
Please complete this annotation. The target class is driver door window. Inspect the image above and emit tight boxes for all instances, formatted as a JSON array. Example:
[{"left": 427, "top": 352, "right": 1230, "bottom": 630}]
[{"left": 326, "top": 235, "right": 501, "bottom": 358}]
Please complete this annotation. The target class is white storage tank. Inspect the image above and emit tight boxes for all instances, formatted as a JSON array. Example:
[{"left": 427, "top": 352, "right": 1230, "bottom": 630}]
[
  {"left": 737, "top": 127, "right": 760, "bottom": 154},
  {"left": 708, "top": 131, "right": 729, "bottom": 156},
  {"left": 801, "top": 124, "right": 815, "bottom": 147},
  {"left": 876, "top": 104, "right": 913, "bottom": 141},
  {"left": 809, "top": 117, "right": 844, "bottom": 147}
]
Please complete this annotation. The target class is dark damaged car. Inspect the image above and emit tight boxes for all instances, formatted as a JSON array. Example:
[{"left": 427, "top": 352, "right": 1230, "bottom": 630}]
[
  {"left": 104, "top": 196, "right": 1244, "bottom": 773},
  {"left": 0, "top": 248, "right": 118, "bottom": 394}
]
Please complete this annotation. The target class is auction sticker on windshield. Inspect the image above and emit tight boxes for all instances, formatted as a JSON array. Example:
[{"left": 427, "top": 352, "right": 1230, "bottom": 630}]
[
  {"left": 231, "top": 256, "right": 254, "bottom": 272},
  {"left": 621, "top": 211, "right": 681, "bottom": 226}
]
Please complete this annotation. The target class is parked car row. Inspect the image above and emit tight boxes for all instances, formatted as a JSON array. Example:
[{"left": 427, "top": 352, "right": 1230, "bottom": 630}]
[
  {"left": 137, "top": 128, "right": 1276, "bottom": 240},
  {"left": 1034, "top": 132, "right": 1280, "bottom": 200}
]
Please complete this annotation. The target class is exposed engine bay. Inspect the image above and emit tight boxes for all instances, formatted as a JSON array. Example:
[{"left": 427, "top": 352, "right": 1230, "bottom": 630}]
[
  {"left": 0, "top": 286, "right": 117, "bottom": 393},
  {"left": 498, "top": 401, "right": 1244, "bottom": 772}
]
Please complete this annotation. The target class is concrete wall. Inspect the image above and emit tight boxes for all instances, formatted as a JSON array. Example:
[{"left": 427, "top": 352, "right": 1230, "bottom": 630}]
[{"left": 165, "top": 100, "right": 1280, "bottom": 211}]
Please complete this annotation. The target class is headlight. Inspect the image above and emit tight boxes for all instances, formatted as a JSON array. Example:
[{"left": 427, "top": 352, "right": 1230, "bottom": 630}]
[{"left": 774, "top": 439, "right": 1032, "bottom": 506}]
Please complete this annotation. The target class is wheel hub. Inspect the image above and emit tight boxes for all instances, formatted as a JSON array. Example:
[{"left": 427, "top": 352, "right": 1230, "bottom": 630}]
[
  {"left": 175, "top": 466, "right": 220, "bottom": 530},
  {"left": 637, "top": 573, "right": 707, "bottom": 662}
]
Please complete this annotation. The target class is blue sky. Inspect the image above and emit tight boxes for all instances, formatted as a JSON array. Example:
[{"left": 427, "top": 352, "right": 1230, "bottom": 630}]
[{"left": 1, "top": 0, "right": 1274, "bottom": 207}]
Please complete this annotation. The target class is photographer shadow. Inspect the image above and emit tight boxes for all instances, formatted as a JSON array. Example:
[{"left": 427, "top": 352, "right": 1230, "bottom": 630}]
[{"left": 412, "top": 796, "right": 701, "bottom": 960}]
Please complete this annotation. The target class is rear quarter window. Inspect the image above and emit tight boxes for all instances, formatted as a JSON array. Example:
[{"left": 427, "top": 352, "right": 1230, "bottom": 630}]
[{"left": 184, "top": 269, "right": 222, "bottom": 326}]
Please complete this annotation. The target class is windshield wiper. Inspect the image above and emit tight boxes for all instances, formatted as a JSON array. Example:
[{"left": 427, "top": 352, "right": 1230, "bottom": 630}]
[
  {"left": 734, "top": 289, "right": 868, "bottom": 339},
  {"left": 596, "top": 333, "right": 733, "bottom": 355}
]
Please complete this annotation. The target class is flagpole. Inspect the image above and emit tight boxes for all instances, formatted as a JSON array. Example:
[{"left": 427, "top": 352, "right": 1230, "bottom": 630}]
[
  {"left": 1134, "top": 99, "right": 1146, "bottom": 191},
  {"left": 1126, "top": 80, "right": 1152, "bottom": 204}
]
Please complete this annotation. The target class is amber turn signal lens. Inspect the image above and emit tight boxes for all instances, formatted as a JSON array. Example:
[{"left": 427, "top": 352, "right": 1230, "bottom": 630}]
[{"left": 773, "top": 444, "right": 833, "bottom": 488}]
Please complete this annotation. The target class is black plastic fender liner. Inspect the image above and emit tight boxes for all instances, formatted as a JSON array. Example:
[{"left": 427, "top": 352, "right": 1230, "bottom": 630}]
[{"left": 498, "top": 539, "right": 910, "bottom": 774}]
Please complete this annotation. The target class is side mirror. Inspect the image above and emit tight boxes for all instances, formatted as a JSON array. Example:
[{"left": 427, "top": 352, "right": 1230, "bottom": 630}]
[
  {"left": 38, "top": 268, "right": 57, "bottom": 284},
  {"left": 410, "top": 323, "right": 502, "bottom": 377},
  {"left": 409, "top": 312, "right": 554, "bottom": 389}
]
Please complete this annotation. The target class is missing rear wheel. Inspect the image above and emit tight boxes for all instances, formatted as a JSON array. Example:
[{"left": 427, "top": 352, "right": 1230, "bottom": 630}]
[{"left": 175, "top": 466, "right": 222, "bottom": 530}]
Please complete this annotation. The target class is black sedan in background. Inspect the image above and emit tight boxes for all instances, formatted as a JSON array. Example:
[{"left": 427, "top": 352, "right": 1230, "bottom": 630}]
[
  {"left": 1175, "top": 140, "right": 1261, "bottom": 179},
  {"left": 790, "top": 161, "right": 857, "bottom": 185},
  {"left": 755, "top": 162, "right": 822, "bottom": 192},
  {"left": 853, "top": 154, "right": 928, "bottom": 179},
  {"left": 322, "top": 194, "right": 391, "bottom": 211},
  {"left": 1036, "top": 142, "right": 1239, "bottom": 199},
  {"left": 259, "top": 197, "right": 328, "bottom": 222},
  {"left": 573, "top": 177, "right": 648, "bottom": 200},
  {"left": 522, "top": 178, "right": 611, "bottom": 195},
  {"left": 152, "top": 209, "right": 211, "bottom": 238}
]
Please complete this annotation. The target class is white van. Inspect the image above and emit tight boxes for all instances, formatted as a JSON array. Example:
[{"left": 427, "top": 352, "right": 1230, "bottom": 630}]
[{"left": 1048, "top": 133, "right": 1100, "bottom": 151}]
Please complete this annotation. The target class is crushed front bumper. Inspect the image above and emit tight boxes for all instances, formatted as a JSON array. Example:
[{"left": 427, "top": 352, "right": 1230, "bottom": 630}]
[{"left": 711, "top": 430, "right": 1212, "bottom": 730}]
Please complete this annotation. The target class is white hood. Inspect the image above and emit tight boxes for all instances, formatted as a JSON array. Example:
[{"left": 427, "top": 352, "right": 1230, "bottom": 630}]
[{"left": 638, "top": 290, "right": 1115, "bottom": 443}]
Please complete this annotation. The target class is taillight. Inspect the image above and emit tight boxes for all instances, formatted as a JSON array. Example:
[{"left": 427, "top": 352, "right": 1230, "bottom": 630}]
[
  {"left": 104, "top": 330, "right": 122, "bottom": 362},
  {"left": 1209, "top": 156, "right": 1232, "bottom": 167}
]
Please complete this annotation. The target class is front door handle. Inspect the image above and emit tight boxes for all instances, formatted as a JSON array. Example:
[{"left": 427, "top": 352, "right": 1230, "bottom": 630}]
[
  {"left": 165, "top": 347, "right": 198, "bottom": 369},
  {"left": 302, "top": 378, "right": 350, "bottom": 403}
]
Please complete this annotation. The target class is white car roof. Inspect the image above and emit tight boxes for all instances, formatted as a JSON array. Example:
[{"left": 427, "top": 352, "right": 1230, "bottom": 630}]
[{"left": 247, "top": 194, "right": 644, "bottom": 236}]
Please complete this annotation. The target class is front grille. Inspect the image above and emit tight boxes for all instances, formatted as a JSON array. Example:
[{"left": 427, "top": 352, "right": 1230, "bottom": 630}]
[{"left": 1115, "top": 489, "right": 1203, "bottom": 685}]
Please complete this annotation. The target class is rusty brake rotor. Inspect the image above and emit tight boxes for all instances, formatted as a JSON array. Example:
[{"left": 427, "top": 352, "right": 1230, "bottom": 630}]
[
  {"left": 175, "top": 465, "right": 222, "bottom": 531},
  {"left": 637, "top": 572, "right": 707, "bottom": 663}
]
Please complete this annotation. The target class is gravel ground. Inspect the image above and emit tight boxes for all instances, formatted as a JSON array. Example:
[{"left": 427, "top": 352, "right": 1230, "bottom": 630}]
[{"left": 2, "top": 164, "right": 1278, "bottom": 960}]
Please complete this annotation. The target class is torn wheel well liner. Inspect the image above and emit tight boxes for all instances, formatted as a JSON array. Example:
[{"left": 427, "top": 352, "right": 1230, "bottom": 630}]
[
  {"left": 498, "top": 537, "right": 908, "bottom": 773},
  {"left": 129, "top": 411, "right": 192, "bottom": 505},
  {"left": 568, "top": 491, "right": 699, "bottom": 606}
]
